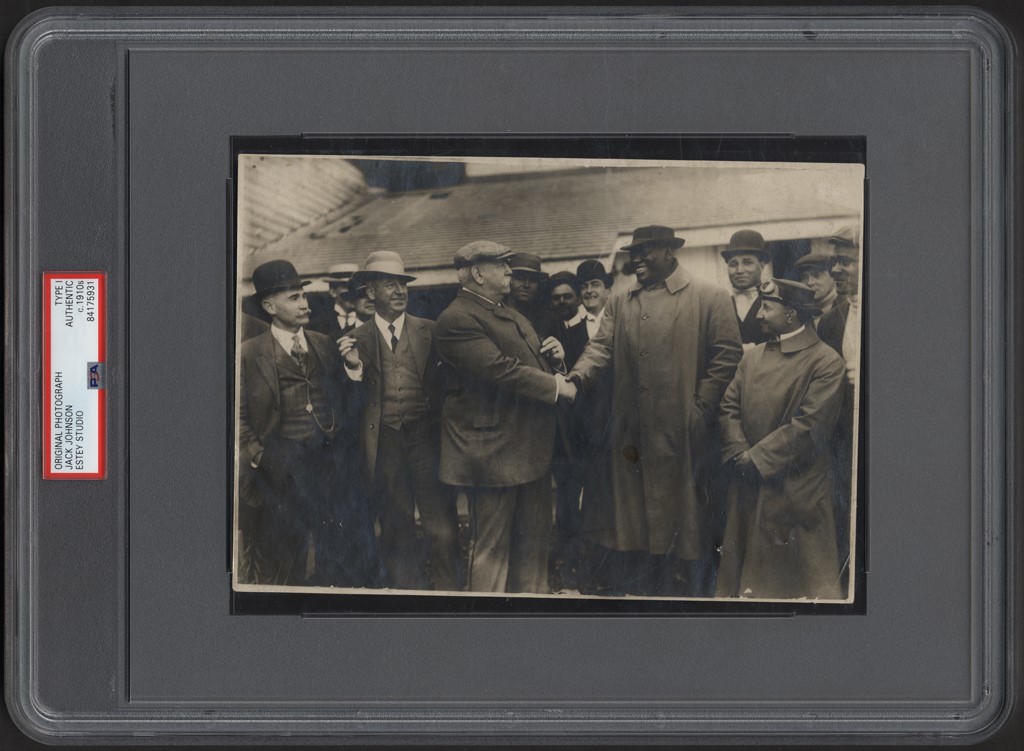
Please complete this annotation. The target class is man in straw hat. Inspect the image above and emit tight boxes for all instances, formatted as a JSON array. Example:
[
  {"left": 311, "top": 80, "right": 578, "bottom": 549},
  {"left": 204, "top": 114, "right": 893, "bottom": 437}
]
[
  {"left": 720, "top": 229, "right": 772, "bottom": 350},
  {"left": 567, "top": 226, "right": 742, "bottom": 597},
  {"left": 434, "top": 241, "right": 575, "bottom": 594},
  {"left": 715, "top": 279, "right": 846, "bottom": 600},
  {"left": 308, "top": 262, "right": 361, "bottom": 340},
  {"left": 237, "top": 260, "right": 378, "bottom": 587},
  {"left": 337, "top": 251, "right": 461, "bottom": 591}
]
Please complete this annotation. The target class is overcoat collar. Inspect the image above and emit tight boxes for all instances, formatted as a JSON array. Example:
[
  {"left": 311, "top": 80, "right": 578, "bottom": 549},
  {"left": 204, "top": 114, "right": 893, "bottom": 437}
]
[
  {"left": 778, "top": 324, "right": 822, "bottom": 354},
  {"left": 627, "top": 262, "right": 692, "bottom": 298}
]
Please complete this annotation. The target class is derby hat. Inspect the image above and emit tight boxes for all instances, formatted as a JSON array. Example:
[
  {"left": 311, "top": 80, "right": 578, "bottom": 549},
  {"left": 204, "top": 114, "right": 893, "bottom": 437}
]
[
  {"left": 349, "top": 250, "right": 417, "bottom": 289},
  {"left": 508, "top": 252, "right": 549, "bottom": 278},
  {"left": 619, "top": 225, "right": 685, "bottom": 253},
  {"left": 453, "top": 240, "right": 514, "bottom": 269},
  {"left": 576, "top": 259, "right": 613, "bottom": 287},
  {"left": 828, "top": 224, "right": 861, "bottom": 252},
  {"left": 720, "top": 229, "right": 770, "bottom": 263},
  {"left": 251, "top": 259, "right": 311, "bottom": 301},
  {"left": 757, "top": 278, "right": 822, "bottom": 316}
]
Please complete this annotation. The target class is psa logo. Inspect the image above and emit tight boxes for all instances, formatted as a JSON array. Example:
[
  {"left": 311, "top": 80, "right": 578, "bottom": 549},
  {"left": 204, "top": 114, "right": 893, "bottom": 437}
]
[{"left": 87, "top": 362, "right": 105, "bottom": 389}]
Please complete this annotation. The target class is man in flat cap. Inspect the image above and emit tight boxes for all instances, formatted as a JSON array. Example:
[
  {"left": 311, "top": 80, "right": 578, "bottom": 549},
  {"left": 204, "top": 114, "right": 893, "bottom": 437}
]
[
  {"left": 506, "top": 252, "right": 557, "bottom": 340},
  {"left": 815, "top": 224, "right": 863, "bottom": 575},
  {"left": 721, "top": 229, "right": 771, "bottom": 351},
  {"left": 237, "top": 260, "right": 378, "bottom": 587},
  {"left": 434, "top": 241, "right": 575, "bottom": 594},
  {"left": 568, "top": 226, "right": 743, "bottom": 597},
  {"left": 793, "top": 251, "right": 839, "bottom": 328},
  {"left": 337, "top": 251, "right": 461, "bottom": 591},
  {"left": 715, "top": 279, "right": 846, "bottom": 600}
]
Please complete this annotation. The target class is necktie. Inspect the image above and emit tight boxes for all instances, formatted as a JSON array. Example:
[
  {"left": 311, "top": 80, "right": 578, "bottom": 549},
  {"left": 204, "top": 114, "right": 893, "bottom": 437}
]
[
  {"left": 388, "top": 323, "right": 398, "bottom": 352},
  {"left": 290, "top": 333, "right": 307, "bottom": 371}
]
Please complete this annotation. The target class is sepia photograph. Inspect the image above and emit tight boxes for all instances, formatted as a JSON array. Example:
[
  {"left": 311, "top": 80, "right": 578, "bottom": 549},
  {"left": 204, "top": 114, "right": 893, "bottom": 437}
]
[{"left": 231, "top": 152, "right": 864, "bottom": 604}]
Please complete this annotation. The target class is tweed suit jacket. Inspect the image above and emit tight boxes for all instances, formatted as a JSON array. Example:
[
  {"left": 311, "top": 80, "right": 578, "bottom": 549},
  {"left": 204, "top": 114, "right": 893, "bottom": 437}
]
[{"left": 435, "top": 289, "right": 559, "bottom": 487}]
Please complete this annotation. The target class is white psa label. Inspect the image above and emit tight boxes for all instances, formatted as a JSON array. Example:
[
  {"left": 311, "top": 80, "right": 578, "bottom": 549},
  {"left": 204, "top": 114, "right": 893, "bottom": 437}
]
[{"left": 43, "top": 273, "right": 106, "bottom": 479}]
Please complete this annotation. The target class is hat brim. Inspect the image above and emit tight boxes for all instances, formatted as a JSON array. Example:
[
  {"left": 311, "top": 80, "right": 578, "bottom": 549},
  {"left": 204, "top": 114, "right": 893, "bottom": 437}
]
[
  {"left": 253, "top": 279, "right": 312, "bottom": 300},
  {"left": 721, "top": 249, "right": 770, "bottom": 262},
  {"left": 619, "top": 238, "right": 685, "bottom": 253},
  {"left": 351, "top": 271, "right": 417, "bottom": 286},
  {"left": 509, "top": 268, "right": 549, "bottom": 279}
]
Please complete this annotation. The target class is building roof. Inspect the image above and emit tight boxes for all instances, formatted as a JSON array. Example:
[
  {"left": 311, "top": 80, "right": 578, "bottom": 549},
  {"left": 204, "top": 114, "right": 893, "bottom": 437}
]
[{"left": 240, "top": 164, "right": 860, "bottom": 280}]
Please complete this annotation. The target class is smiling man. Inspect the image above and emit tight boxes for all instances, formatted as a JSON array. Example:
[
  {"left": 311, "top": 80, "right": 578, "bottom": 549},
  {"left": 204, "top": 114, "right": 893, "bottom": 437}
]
[
  {"left": 715, "top": 278, "right": 846, "bottom": 600},
  {"left": 237, "top": 259, "right": 376, "bottom": 588},
  {"left": 721, "top": 229, "right": 771, "bottom": 350},
  {"left": 567, "top": 226, "right": 742, "bottom": 597},
  {"left": 435, "top": 241, "right": 574, "bottom": 594},
  {"left": 338, "top": 250, "right": 461, "bottom": 592}
]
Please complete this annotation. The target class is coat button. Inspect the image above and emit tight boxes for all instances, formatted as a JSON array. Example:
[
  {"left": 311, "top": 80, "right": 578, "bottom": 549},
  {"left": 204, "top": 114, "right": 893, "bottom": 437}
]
[
  {"left": 640, "top": 351, "right": 648, "bottom": 357},
  {"left": 639, "top": 386, "right": 647, "bottom": 393},
  {"left": 641, "top": 314, "right": 650, "bottom": 320}
]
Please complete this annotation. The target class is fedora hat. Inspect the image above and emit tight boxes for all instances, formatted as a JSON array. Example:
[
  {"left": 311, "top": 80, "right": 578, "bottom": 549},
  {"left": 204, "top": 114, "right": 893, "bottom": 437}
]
[
  {"left": 619, "top": 225, "right": 685, "bottom": 253},
  {"left": 720, "top": 229, "right": 770, "bottom": 263},
  {"left": 323, "top": 262, "right": 358, "bottom": 287},
  {"left": 251, "top": 260, "right": 311, "bottom": 301},
  {"left": 349, "top": 250, "right": 417, "bottom": 289}
]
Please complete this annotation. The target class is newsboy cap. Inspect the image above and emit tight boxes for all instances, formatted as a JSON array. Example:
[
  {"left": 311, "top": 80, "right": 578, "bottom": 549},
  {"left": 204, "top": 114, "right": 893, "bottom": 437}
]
[
  {"left": 453, "top": 240, "right": 514, "bottom": 269},
  {"left": 251, "top": 259, "right": 311, "bottom": 301},
  {"left": 619, "top": 225, "right": 685, "bottom": 253},
  {"left": 721, "top": 229, "right": 770, "bottom": 263},
  {"left": 793, "top": 251, "right": 834, "bottom": 273},
  {"left": 828, "top": 224, "right": 861, "bottom": 252},
  {"left": 757, "top": 278, "right": 822, "bottom": 316},
  {"left": 576, "top": 259, "right": 613, "bottom": 287}
]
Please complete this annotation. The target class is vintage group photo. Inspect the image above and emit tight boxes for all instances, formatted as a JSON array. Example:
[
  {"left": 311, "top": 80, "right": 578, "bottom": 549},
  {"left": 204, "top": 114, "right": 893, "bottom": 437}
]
[{"left": 231, "top": 153, "right": 864, "bottom": 603}]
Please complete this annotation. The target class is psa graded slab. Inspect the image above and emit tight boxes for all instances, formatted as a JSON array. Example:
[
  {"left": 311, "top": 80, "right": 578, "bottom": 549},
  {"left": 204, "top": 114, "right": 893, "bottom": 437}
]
[{"left": 4, "top": 7, "right": 1015, "bottom": 745}]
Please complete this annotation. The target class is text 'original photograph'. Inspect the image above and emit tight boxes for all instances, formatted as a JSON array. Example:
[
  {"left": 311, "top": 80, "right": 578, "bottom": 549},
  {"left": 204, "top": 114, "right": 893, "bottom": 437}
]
[{"left": 232, "top": 152, "right": 864, "bottom": 604}]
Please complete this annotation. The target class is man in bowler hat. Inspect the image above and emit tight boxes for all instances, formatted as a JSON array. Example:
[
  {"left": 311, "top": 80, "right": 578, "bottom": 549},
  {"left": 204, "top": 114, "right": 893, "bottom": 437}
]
[
  {"left": 338, "top": 251, "right": 462, "bottom": 591},
  {"left": 721, "top": 229, "right": 771, "bottom": 350},
  {"left": 568, "top": 226, "right": 742, "bottom": 596},
  {"left": 435, "top": 241, "right": 574, "bottom": 594},
  {"left": 237, "top": 260, "right": 378, "bottom": 587},
  {"left": 715, "top": 279, "right": 846, "bottom": 600}
]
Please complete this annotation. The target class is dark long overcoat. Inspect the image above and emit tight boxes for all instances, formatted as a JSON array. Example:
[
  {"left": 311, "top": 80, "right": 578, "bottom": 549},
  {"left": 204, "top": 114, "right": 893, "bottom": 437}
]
[
  {"left": 715, "top": 326, "right": 846, "bottom": 600},
  {"left": 434, "top": 289, "right": 558, "bottom": 487},
  {"left": 570, "top": 264, "right": 743, "bottom": 559}
]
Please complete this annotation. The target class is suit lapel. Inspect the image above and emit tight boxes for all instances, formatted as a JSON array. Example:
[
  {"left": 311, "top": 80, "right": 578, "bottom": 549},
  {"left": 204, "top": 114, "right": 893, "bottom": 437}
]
[
  {"left": 354, "top": 321, "right": 382, "bottom": 375},
  {"left": 493, "top": 304, "right": 548, "bottom": 370},
  {"left": 407, "top": 316, "right": 430, "bottom": 377},
  {"left": 254, "top": 332, "right": 281, "bottom": 407}
]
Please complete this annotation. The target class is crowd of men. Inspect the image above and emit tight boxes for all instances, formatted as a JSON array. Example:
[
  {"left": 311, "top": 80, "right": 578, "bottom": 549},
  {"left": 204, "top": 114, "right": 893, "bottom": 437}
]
[{"left": 237, "top": 223, "right": 861, "bottom": 600}]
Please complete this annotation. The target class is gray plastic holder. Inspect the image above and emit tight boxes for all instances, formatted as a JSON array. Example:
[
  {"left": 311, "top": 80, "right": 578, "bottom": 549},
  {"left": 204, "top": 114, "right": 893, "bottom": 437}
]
[{"left": 3, "top": 6, "right": 1015, "bottom": 744}]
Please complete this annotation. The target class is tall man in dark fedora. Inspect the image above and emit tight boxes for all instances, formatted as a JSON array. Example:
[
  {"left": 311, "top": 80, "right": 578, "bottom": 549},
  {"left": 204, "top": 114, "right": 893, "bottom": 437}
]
[
  {"left": 568, "top": 226, "right": 742, "bottom": 596},
  {"left": 338, "top": 251, "right": 461, "bottom": 591},
  {"left": 237, "top": 260, "right": 378, "bottom": 587},
  {"left": 721, "top": 229, "right": 771, "bottom": 351},
  {"left": 506, "top": 252, "right": 556, "bottom": 340},
  {"left": 435, "top": 241, "right": 573, "bottom": 594},
  {"left": 715, "top": 279, "right": 846, "bottom": 600}
]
